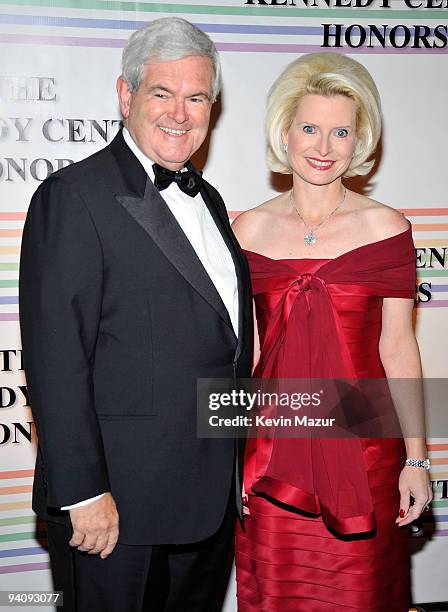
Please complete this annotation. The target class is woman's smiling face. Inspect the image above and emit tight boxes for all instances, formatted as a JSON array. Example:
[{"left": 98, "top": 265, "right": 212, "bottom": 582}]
[{"left": 284, "top": 94, "right": 358, "bottom": 186}]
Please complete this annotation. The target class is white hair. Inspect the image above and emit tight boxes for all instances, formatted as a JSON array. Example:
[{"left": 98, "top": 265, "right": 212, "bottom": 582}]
[{"left": 122, "top": 17, "right": 221, "bottom": 102}]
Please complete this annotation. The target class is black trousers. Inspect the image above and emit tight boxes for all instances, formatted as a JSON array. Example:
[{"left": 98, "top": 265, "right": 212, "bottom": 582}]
[{"left": 46, "top": 504, "right": 235, "bottom": 612}]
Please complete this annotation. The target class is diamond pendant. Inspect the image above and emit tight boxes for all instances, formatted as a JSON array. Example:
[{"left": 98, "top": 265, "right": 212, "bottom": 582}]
[{"left": 304, "top": 230, "right": 317, "bottom": 246}]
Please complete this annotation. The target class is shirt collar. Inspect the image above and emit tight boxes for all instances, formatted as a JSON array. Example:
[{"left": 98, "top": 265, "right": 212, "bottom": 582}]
[
  {"left": 123, "top": 127, "right": 191, "bottom": 181},
  {"left": 122, "top": 128, "right": 201, "bottom": 203},
  {"left": 122, "top": 127, "right": 156, "bottom": 182}
]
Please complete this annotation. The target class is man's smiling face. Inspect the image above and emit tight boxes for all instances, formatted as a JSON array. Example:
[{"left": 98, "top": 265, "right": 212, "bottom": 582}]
[{"left": 117, "top": 55, "right": 214, "bottom": 171}]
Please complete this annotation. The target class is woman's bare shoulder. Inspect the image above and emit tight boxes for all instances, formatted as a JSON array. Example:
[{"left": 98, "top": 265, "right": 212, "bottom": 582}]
[
  {"left": 232, "top": 194, "right": 286, "bottom": 248},
  {"left": 349, "top": 192, "right": 410, "bottom": 241}
]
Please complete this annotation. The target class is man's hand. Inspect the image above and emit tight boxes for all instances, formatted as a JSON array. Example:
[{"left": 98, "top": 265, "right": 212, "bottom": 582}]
[{"left": 69, "top": 492, "right": 119, "bottom": 559}]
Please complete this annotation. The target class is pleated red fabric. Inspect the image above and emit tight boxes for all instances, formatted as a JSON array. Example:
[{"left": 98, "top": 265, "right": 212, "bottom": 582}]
[{"left": 236, "top": 227, "right": 416, "bottom": 611}]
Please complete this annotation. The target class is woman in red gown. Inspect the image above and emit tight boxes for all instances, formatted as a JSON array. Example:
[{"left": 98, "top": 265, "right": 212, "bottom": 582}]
[{"left": 234, "top": 53, "right": 432, "bottom": 611}]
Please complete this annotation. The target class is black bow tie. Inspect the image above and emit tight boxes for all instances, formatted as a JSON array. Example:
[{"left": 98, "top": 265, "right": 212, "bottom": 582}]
[{"left": 152, "top": 163, "right": 203, "bottom": 197}]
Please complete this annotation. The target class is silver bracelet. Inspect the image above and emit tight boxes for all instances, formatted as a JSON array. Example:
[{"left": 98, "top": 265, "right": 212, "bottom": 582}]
[{"left": 405, "top": 458, "right": 430, "bottom": 470}]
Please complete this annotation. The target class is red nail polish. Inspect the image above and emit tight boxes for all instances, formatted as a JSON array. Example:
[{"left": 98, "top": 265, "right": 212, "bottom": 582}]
[{"left": 399, "top": 509, "right": 405, "bottom": 518}]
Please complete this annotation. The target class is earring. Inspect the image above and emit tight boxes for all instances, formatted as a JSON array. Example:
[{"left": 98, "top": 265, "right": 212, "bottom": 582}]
[{"left": 283, "top": 143, "right": 288, "bottom": 153}]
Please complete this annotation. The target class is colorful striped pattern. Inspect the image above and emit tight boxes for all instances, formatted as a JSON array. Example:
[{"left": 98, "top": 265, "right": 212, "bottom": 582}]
[
  {"left": 1, "top": 208, "right": 447, "bottom": 320},
  {"left": 0, "top": 210, "right": 23, "bottom": 321},
  {"left": 405, "top": 210, "right": 448, "bottom": 310},
  {"left": 0, "top": 0, "right": 444, "bottom": 19},
  {"left": 0, "top": 469, "right": 49, "bottom": 575},
  {"left": 0, "top": 1, "right": 447, "bottom": 54},
  {"left": 421, "top": 443, "right": 448, "bottom": 538}
]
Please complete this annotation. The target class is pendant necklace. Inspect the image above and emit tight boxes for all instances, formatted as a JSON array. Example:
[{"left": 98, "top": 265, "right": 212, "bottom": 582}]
[{"left": 290, "top": 187, "right": 347, "bottom": 246}]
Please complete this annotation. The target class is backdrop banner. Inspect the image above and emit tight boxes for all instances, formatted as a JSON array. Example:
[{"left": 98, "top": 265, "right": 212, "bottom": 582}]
[{"left": 1, "top": 1, "right": 447, "bottom": 609}]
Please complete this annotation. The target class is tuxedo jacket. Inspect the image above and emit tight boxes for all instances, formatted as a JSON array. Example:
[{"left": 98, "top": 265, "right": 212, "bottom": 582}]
[{"left": 19, "top": 131, "right": 253, "bottom": 545}]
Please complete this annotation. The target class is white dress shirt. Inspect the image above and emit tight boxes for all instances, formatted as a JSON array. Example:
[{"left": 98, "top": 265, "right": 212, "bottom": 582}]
[
  {"left": 62, "top": 128, "right": 239, "bottom": 510},
  {"left": 123, "top": 128, "right": 239, "bottom": 335}
]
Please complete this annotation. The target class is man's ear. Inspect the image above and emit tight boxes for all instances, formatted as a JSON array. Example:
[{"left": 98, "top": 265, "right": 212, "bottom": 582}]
[{"left": 116, "top": 76, "right": 132, "bottom": 119}]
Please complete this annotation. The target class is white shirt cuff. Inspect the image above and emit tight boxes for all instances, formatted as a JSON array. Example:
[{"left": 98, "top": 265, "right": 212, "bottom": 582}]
[{"left": 61, "top": 493, "right": 106, "bottom": 510}]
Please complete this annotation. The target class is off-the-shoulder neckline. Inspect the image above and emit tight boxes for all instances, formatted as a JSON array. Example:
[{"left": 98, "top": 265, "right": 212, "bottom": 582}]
[{"left": 243, "top": 227, "right": 411, "bottom": 263}]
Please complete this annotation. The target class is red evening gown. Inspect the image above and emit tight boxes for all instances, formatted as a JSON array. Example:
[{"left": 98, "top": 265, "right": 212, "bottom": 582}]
[{"left": 236, "top": 228, "right": 416, "bottom": 611}]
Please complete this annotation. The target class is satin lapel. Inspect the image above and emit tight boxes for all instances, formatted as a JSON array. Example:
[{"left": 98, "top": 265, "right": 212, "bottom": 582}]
[
  {"left": 116, "top": 178, "right": 233, "bottom": 329},
  {"left": 200, "top": 182, "right": 245, "bottom": 360},
  {"left": 109, "top": 129, "right": 148, "bottom": 196}
]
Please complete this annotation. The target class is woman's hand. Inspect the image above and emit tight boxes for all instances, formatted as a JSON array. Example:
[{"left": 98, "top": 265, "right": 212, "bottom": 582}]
[{"left": 395, "top": 466, "right": 432, "bottom": 526}]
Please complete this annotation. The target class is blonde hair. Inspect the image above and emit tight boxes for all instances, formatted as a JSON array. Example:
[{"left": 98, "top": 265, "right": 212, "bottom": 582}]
[{"left": 266, "top": 53, "right": 382, "bottom": 177}]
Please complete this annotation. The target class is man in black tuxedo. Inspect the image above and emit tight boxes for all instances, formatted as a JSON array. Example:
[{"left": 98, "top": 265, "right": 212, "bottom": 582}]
[{"left": 19, "top": 17, "right": 252, "bottom": 612}]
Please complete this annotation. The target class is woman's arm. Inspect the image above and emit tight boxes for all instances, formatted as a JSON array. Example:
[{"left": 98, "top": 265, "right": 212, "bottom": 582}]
[{"left": 379, "top": 297, "right": 433, "bottom": 526}]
